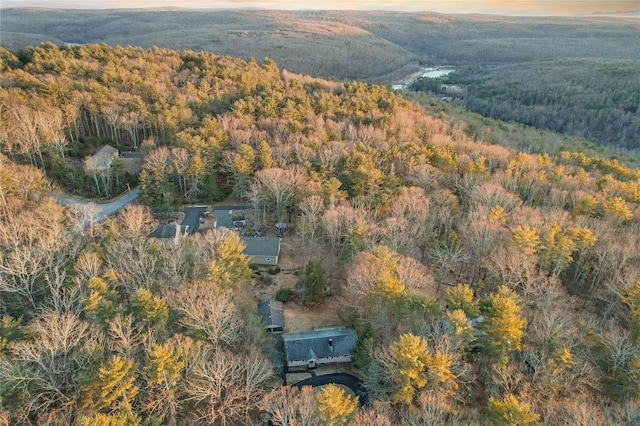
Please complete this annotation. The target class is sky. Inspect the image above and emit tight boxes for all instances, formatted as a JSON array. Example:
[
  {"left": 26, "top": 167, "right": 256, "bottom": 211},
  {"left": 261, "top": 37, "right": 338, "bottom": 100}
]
[{"left": 3, "top": 1, "right": 639, "bottom": 16}]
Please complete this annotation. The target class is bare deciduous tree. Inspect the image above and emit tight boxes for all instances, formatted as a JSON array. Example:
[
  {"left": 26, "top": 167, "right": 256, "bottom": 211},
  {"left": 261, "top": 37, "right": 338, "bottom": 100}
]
[
  {"left": 260, "top": 385, "right": 319, "bottom": 426},
  {"left": 185, "top": 345, "right": 273, "bottom": 425},
  {"left": 171, "top": 147, "right": 190, "bottom": 197},
  {"left": 106, "top": 314, "right": 143, "bottom": 359},
  {"left": 8, "top": 103, "right": 44, "bottom": 167},
  {"left": 1, "top": 311, "right": 98, "bottom": 423},
  {"left": 298, "top": 195, "right": 325, "bottom": 262},
  {"left": 249, "top": 166, "right": 307, "bottom": 224},
  {"left": 116, "top": 204, "right": 155, "bottom": 238},
  {"left": 0, "top": 199, "right": 77, "bottom": 312},
  {"left": 168, "top": 280, "right": 243, "bottom": 348},
  {"left": 103, "top": 236, "right": 161, "bottom": 291}
]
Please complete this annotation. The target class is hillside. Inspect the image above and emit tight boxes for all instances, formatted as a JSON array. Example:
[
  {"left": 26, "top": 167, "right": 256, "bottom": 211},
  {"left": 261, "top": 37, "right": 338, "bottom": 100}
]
[
  {"left": 1, "top": 43, "right": 639, "bottom": 425},
  {"left": 2, "top": 8, "right": 639, "bottom": 155},
  {"left": 2, "top": 9, "right": 638, "bottom": 80}
]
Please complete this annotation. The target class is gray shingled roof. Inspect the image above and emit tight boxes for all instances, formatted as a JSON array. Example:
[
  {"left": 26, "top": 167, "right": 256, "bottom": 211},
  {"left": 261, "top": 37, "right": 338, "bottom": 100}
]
[
  {"left": 121, "top": 152, "right": 144, "bottom": 159},
  {"left": 149, "top": 222, "right": 186, "bottom": 239},
  {"left": 258, "top": 300, "right": 285, "bottom": 328},
  {"left": 241, "top": 237, "right": 280, "bottom": 257},
  {"left": 283, "top": 328, "right": 357, "bottom": 362},
  {"left": 92, "top": 145, "right": 119, "bottom": 158}
]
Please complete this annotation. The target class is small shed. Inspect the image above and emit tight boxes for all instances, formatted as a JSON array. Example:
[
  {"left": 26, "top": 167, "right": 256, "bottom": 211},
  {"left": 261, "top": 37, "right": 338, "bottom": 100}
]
[
  {"left": 258, "top": 300, "right": 285, "bottom": 333},
  {"left": 283, "top": 328, "right": 358, "bottom": 369},
  {"left": 275, "top": 222, "right": 288, "bottom": 236},
  {"left": 241, "top": 237, "right": 280, "bottom": 266}
]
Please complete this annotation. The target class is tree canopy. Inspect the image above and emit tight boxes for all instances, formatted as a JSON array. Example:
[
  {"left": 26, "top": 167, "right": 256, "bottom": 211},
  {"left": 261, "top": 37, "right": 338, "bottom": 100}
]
[{"left": 0, "top": 42, "right": 638, "bottom": 425}]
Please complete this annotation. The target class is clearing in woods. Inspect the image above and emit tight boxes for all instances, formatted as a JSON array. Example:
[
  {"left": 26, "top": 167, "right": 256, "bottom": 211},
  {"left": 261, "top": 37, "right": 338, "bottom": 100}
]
[{"left": 254, "top": 233, "right": 346, "bottom": 334}]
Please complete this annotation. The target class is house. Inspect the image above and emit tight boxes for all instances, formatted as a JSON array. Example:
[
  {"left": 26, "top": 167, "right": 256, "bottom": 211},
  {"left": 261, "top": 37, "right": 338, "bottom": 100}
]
[
  {"left": 283, "top": 328, "right": 358, "bottom": 369},
  {"left": 149, "top": 222, "right": 189, "bottom": 246},
  {"left": 84, "top": 145, "right": 119, "bottom": 173},
  {"left": 258, "top": 300, "right": 285, "bottom": 333},
  {"left": 241, "top": 236, "right": 280, "bottom": 266}
]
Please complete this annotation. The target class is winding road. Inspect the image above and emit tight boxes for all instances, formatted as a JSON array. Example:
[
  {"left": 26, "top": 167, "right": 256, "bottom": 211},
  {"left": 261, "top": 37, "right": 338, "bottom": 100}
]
[{"left": 52, "top": 186, "right": 140, "bottom": 227}]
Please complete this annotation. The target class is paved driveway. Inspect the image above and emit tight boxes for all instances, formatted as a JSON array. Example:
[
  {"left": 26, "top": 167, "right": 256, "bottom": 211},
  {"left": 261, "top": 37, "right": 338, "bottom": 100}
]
[
  {"left": 211, "top": 206, "right": 251, "bottom": 229},
  {"left": 181, "top": 206, "right": 207, "bottom": 234},
  {"left": 295, "top": 373, "right": 369, "bottom": 406}
]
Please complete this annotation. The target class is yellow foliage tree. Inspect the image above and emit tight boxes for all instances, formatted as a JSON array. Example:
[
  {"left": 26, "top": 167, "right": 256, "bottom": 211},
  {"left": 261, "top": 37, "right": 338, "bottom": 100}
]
[
  {"left": 446, "top": 283, "right": 479, "bottom": 318},
  {"left": 371, "top": 245, "right": 405, "bottom": 297},
  {"left": 85, "top": 276, "right": 118, "bottom": 324},
  {"left": 84, "top": 356, "right": 138, "bottom": 411},
  {"left": 566, "top": 226, "right": 597, "bottom": 250},
  {"left": 572, "top": 194, "right": 597, "bottom": 216},
  {"left": 479, "top": 286, "right": 526, "bottom": 365},
  {"left": 207, "top": 232, "right": 252, "bottom": 294},
  {"left": 78, "top": 412, "right": 141, "bottom": 426},
  {"left": 487, "top": 394, "right": 541, "bottom": 426},
  {"left": 132, "top": 288, "right": 168, "bottom": 327},
  {"left": 511, "top": 225, "right": 540, "bottom": 256},
  {"left": 316, "top": 383, "right": 358, "bottom": 426},
  {"left": 233, "top": 144, "right": 255, "bottom": 176},
  {"left": 425, "top": 351, "right": 458, "bottom": 396},
  {"left": 389, "top": 333, "right": 429, "bottom": 404},
  {"left": 489, "top": 204, "right": 507, "bottom": 225},
  {"left": 446, "top": 309, "right": 476, "bottom": 349},
  {"left": 256, "top": 140, "right": 273, "bottom": 170},
  {"left": 147, "top": 343, "right": 183, "bottom": 387},
  {"left": 602, "top": 196, "right": 633, "bottom": 221},
  {"left": 539, "top": 222, "right": 576, "bottom": 276}
]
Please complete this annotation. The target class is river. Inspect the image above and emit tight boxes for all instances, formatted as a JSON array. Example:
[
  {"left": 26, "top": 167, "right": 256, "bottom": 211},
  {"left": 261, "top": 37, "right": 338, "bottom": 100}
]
[{"left": 392, "top": 66, "right": 455, "bottom": 90}]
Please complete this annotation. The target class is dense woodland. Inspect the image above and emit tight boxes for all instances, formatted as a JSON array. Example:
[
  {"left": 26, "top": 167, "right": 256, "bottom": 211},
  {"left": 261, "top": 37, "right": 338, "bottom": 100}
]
[
  {"left": 3, "top": 9, "right": 638, "bottom": 153},
  {"left": 1, "top": 43, "right": 640, "bottom": 425},
  {"left": 411, "top": 59, "right": 640, "bottom": 151}
]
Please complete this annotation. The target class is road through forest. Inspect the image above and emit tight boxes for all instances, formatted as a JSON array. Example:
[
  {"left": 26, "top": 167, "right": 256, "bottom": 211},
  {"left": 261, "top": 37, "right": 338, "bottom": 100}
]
[{"left": 52, "top": 186, "right": 140, "bottom": 227}]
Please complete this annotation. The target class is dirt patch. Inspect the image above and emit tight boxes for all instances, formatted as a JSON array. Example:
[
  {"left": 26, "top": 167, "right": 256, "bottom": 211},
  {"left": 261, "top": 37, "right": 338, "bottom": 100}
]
[
  {"left": 282, "top": 296, "right": 345, "bottom": 333},
  {"left": 254, "top": 274, "right": 347, "bottom": 334}
]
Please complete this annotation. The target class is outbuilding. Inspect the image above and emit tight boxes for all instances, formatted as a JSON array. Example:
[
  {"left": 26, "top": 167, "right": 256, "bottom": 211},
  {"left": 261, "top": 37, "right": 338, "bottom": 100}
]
[{"left": 258, "top": 300, "right": 285, "bottom": 333}]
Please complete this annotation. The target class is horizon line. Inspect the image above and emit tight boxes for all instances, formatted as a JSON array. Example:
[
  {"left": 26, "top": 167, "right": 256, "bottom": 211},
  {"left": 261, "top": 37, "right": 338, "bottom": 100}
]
[{"left": 2, "top": 5, "right": 639, "bottom": 18}]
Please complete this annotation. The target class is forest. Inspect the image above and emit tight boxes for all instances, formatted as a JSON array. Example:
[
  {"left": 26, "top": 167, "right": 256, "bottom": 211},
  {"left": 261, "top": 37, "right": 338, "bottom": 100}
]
[
  {"left": 411, "top": 59, "right": 640, "bottom": 151},
  {"left": 3, "top": 8, "right": 638, "bottom": 160},
  {"left": 0, "top": 42, "right": 639, "bottom": 425}
]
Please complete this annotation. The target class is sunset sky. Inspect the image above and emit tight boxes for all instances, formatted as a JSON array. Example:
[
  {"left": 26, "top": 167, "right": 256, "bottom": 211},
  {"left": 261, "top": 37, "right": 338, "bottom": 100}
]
[{"left": 3, "top": 1, "right": 639, "bottom": 15}]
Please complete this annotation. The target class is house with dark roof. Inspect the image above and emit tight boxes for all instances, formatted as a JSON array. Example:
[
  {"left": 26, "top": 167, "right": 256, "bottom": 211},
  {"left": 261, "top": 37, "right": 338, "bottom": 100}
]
[
  {"left": 149, "top": 222, "right": 189, "bottom": 246},
  {"left": 283, "top": 328, "right": 358, "bottom": 369},
  {"left": 258, "top": 300, "right": 285, "bottom": 333},
  {"left": 241, "top": 236, "right": 280, "bottom": 266}
]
